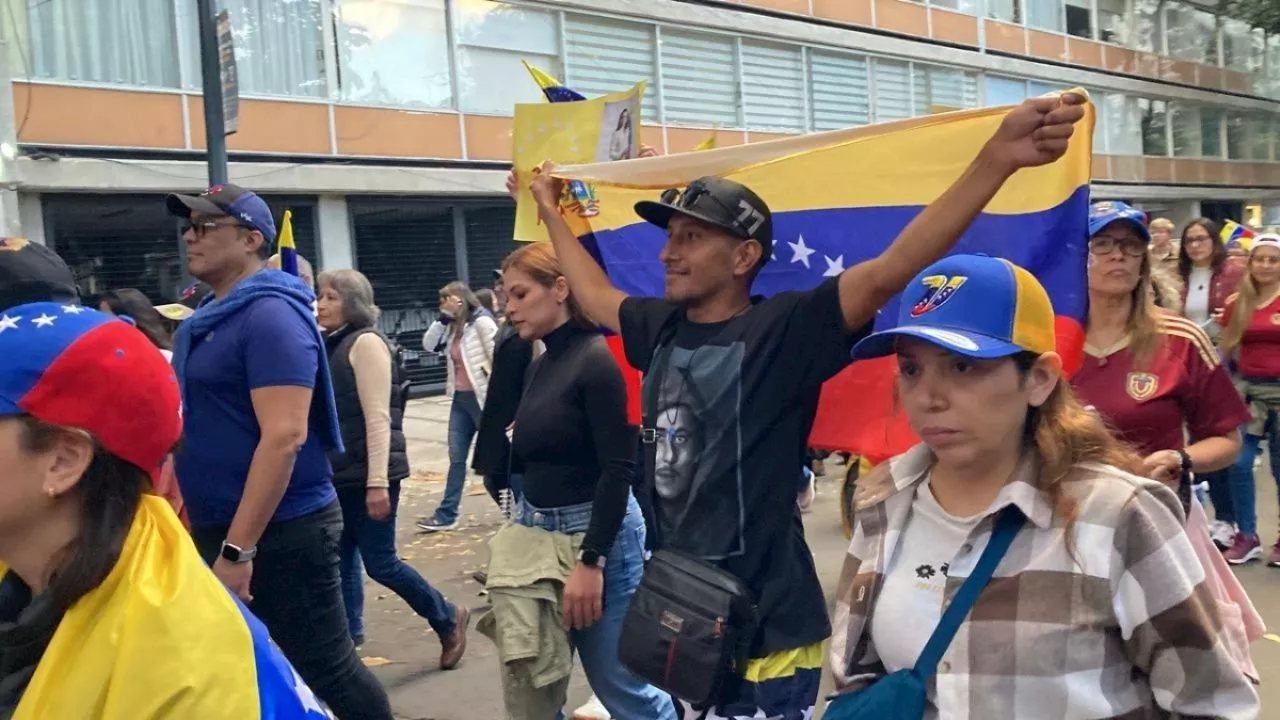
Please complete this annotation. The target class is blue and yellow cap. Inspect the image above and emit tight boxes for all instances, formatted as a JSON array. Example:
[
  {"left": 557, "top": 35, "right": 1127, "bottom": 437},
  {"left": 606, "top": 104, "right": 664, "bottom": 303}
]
[
  {"left": 850, "top": 254, "right": 1057, "bottom": 360},
  {"left": 1088, "top": 200, "right": 1149, "bottom": 242}
]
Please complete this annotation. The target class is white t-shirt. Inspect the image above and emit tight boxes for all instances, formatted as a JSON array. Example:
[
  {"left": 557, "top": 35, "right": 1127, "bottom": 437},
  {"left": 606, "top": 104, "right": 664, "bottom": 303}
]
[
  {"left": 869, "top": 478, "right": 986, "bottom": 673},
  {"left": 1185, "top": 265, "right": 1214, "bottom": 329}
]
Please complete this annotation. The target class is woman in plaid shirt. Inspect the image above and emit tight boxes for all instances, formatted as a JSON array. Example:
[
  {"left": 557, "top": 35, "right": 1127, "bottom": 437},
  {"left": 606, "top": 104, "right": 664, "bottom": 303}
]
[{"left": 830, "top": 254, "right": 1258, "bottom": 719}]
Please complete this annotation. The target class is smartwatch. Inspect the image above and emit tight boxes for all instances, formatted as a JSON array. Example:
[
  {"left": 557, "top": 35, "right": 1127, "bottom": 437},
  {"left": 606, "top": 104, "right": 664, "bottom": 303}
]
[
  {"left": 578, "top": 548, "right": 606, "bottom": 569},
  {"left": 220, "top": 541, "right": 257, "bottom": 564}
]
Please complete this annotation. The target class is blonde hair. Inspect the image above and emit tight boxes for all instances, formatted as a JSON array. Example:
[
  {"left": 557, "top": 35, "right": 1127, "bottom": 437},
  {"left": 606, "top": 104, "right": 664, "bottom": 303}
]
[
  {"left": 1149, "top": 217, "right": 1176, "bottom": 233},
  {"left": 501, "top": 242, "right": 594, "bottom": 329},
  {"left": 1124, "top": 252, "right": 1164, "bottom": 369},
  {"left": 1219, "top": 248, "right": 1278, "bottom": 356}
]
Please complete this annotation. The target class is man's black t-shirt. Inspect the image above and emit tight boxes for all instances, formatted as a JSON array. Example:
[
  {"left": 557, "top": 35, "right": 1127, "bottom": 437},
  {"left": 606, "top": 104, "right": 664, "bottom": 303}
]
[{"left": 618, "top": 277, "right": 866, "bottom": 656}]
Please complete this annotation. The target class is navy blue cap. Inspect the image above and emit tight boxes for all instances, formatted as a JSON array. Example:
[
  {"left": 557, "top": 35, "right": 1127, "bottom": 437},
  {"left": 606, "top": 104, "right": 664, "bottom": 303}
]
[
  {"left": 1088, "top": 201, "right": 1149, "bottom": 243},
  {"left": 166, "top": 183, "right": 278, "bottom": 243}
]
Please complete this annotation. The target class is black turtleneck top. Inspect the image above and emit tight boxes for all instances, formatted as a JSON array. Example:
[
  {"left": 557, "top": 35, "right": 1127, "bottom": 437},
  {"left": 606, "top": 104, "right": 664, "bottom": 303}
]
[{"left": 510, "top": 322, "right": 637, "bottom": 555}]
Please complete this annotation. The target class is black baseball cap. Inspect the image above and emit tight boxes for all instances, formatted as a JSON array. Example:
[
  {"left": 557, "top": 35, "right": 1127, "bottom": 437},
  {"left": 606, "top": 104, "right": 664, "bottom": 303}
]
[
  {"left": 166, "top": 183, "right": 278, "bottom": 243},
  {"left": 0, "top": 237, "right": 79, "bottom": 311},
  {"left": 635, "top": 177, "right": 774, "bottom": 260}
]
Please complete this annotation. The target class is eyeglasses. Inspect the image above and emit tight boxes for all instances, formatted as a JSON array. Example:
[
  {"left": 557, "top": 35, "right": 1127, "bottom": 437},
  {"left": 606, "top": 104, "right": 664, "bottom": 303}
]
[
  {"left": 1184, "top": 234, "right": 1213, "bottom": 245},
  {"left": 178, "top": 219, "right": 241, "bottom": 237},
  {"left": 1089, "top": 235, "right": 1147, "bottom": 258}
]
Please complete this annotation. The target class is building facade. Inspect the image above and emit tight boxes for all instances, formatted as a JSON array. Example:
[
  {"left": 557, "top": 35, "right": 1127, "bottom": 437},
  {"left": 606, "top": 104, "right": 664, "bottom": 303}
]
[{"left": 2, "top": 0, "right": 1278, "bottom": 386}]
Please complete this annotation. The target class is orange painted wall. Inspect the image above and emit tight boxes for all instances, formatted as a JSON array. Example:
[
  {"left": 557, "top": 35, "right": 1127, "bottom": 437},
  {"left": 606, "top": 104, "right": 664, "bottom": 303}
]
[{"left": 14, "top": 83, "right": 186, "bottom": 148}]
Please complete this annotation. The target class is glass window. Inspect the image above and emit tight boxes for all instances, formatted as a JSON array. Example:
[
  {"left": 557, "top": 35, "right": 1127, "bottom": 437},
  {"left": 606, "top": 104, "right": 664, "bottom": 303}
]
[
  {"left": 1097, "top": 0, "right": 1126, "bottom": 44},
  {"left": 985, "top": 76, "right": 1027, "bottom": 106},
  {"left": 740, "top": 40, "right": 805, "bottom": 132},
  {"left": 1222, "top": 18, "right": 1256, "bottom": 73},
  {"left": 1065, "top": 0, "right": 1092, "bottom": 39},
  {"left": 1268, "top": 35, "right": 1280, "bottom": 100},
  {"left": 334, "top": 0, "right": 452, "bottom": 109},
  {"left": 1165, "top": 3, "right": 1217, "bottom": 64},
  {"left": 454, "top": 0, "right": 559, "bottom": 115},
  {"left": 913, "top": 66, "right": 977, "bottom": 115},
  {"left": 1102, "top": 93, "right": 1141, "bottom": 156},
  {"left": 1139, "top": 98, "right": 1168, "bottom": 156},
  {"left": 808, "top": 51, "right": 869, "bottom": 131},
  {"left": 1091, "top": 90, "right": 1107, "bottom": 154},
  {"left": 1026, "top": 0, "right": 1064, "bottom": 33},
  {"left": 1250, "top": 114, "right": 1272, "bottom": 161},
  {"left": 659, "top": 29, "right": 738, "bottom": 127},
  {"left": 1225, "top": 111, "right": 1266, "bottom": 160},
  {"left": 180, "top": 0, "right": 328, "bottom": 97},
  {"left": 873, "top": 59, "right": 911, "bottom": 122},
  {"left": 15, "top": 0, "right": 180, "bottom": 88},
  {"left": 930, "top": 0, "right": 978, "bottom": 14},
  {"left": 986, "top": 0, "right": 1020, "bottom": 23},
  {"left": 564, "top": 15, "right": 658, "bottom": 122},
  {"left": 1170, "top": 103, "right": 1202, "bottom": 158},
  {"left": 1201, "top": 106, "right": 1223, "bottom": 158}
]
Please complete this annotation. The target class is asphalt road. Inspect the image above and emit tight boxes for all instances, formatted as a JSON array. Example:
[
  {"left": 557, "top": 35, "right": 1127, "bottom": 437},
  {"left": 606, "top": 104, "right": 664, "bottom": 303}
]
[{"left": 357, "top": 399, "right": 1280, "bottom": 719}]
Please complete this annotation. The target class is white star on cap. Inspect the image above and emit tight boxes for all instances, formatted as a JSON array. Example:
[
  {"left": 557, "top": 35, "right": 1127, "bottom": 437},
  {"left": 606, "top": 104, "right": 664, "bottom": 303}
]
[
  {"left": 823, "top": 254, "right": 846, "bottom": 277},
  {"left": 788, "top": 235, "right": 816, "bottom": 269},
  {"left": 0, "top": 314, "right": 19, "bottom": 333},
  {"left": 32, "top": 313, "right": 56, "bottom": 328},
  {"left": 61, "top": 305, "right": 86, "bottom": 314}
]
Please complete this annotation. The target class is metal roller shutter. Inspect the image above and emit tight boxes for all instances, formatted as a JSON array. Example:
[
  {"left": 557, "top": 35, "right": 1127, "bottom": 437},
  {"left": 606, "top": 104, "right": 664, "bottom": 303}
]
[
  {"left": 659, "top": 28, "right": 738, "bottom": 127},
  {"left": 463, "top": 204, "right": 518, "bottom": 291},
  {"left": 873, "top": 59, "right": 911, "bottom": 122},
  {"left": 564, "top": 14, "right": 658, "bottom": 122},
  {"left": 350, "top": 199, "right": 458, "bottom": 392},
  {"left": 740, "top": 40, "right": 804, "bottom": 132},
  {"left": 43, "top": 194, "right": 186, "bottom": 305},
  {"left": 263, "top": 197, "right": 319, "bottom": 268},
  {"left": 808, "top": 50, "right": 869, "bottom": 132}
]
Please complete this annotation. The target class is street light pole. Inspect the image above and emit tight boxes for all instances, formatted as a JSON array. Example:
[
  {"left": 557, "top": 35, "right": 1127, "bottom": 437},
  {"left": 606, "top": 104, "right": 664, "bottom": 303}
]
[{"left": 196, "top": 0, "right": 228, "bottom": 186}]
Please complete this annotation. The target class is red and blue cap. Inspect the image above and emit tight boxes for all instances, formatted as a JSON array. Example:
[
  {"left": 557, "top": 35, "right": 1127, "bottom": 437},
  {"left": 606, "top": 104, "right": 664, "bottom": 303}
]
[
  {"left": 851, "top": 254, "right": 1057, "bottom": 360},
  {"left": 166, "top": 183, "right": 278, "bottom": 243},
  {"left": 1088, "top": 200, "right": 1149, "bottom": 242},
  {"left": 0, "top": 303, "right": 182, "bottom": 475}
]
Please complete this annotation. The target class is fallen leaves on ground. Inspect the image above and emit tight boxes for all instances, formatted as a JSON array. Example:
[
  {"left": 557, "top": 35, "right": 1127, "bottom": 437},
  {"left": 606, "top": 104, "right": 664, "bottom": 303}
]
[{"left": 361, "top": 656, "right": 396, "bottom": 667}]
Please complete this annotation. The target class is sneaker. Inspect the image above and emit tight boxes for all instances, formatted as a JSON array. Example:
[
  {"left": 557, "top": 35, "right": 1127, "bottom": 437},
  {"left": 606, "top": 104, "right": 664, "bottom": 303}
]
[
  {"left": 472, "top": 569, "right": 488, "bottom": 585},
  {"left": 1268, "top": 538, "right": 1280, "bottom": 567},
  {"left": 810, "top": 458, "right": 826, "bottom": 478},
  {"left": 1224, "top": 532, "right": 1263, "bottom": 565},
  {"left": 416, "top": 517, "right": 459, "bottom": 533},
  {"left": 439, "top": 606, "right": 470, "bottom": 670},
  {"left": 571, "top": 695, "right": 610, "bottom": 720},
  {"left": 797, "top": 471, "right": 817, "bottom": 513},
  {"left": 1210, "top": 520, "right": 1237, "bottom": 551}
]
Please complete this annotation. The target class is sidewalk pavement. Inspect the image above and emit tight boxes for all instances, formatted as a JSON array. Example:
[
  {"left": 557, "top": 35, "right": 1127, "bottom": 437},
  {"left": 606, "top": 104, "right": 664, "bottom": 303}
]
[{"left": 364, "top": 398, "right": 1280, "bottom": 719}]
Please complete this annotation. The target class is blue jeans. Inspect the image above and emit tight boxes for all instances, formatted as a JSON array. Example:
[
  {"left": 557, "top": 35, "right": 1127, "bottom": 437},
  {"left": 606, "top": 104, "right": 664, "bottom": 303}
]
[
  {"left": 514, "top": 495, "right": 678, "bottom": 720},
  {"left": 339, "top": 484, "right": 458, "bottom": 641},
  {"left": 434, "top": 391, "right": 481, "bottom": 525},
  {"left": 1228, "top": 412, "right": 1280, "bottom": 536},
  {"left": 1203, "top": 468, "right": 1235, "bottom": 524}
]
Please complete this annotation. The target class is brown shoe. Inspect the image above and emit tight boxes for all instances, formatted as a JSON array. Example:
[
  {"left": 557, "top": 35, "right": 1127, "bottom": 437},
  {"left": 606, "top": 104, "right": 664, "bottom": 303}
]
[{"left": 439, "top": 605, "right": 470, "bottom": 670}]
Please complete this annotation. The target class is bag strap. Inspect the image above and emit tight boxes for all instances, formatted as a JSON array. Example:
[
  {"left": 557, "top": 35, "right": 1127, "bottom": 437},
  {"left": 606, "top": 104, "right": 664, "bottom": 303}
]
[{"left": 912, "top": 505, "right": 1026, "bottom": 679}]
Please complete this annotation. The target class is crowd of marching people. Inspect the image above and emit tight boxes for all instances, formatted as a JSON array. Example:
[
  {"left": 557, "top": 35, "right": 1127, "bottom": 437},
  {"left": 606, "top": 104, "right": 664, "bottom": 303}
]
[{"left": 0, "top": 89, "right": 1273, "bottom": 720}]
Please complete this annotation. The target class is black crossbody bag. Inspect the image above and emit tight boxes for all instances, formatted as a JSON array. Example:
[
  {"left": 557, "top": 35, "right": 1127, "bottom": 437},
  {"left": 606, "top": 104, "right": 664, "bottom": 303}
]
[{"left": 618, "top": 334, "right": 760, "bottom": 707}]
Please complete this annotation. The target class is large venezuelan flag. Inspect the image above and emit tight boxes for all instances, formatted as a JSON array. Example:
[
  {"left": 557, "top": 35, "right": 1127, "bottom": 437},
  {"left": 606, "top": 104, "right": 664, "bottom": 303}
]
[
  {"left": 9, "top": 496, "right": 329, "bottom": 719},
  {"left": 552, "top": 95, "right": 1094, "bottom": 462}
]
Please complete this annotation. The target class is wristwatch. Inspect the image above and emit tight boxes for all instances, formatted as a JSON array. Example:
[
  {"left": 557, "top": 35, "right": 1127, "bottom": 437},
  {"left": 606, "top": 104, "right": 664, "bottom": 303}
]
[
  {"left": 220, "top": 541, "right": 257, "bottom": 564},
  {"left": 578, "top": 548, "right": 606, "bottom": 569}
]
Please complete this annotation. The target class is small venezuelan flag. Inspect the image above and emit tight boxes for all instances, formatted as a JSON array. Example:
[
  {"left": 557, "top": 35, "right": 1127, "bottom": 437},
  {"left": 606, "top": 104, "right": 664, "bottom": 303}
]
[
  {"left": 1221, "top": 219, "right": 1255, "bottom": 251},
  {"left": 522, "top": 60, "right": 586, "bottom": 103},
  {"left": 278, "top": 209, "right": 300, "bottom": 277},
  {"left": 693, "top": 128, "right": 718, "bottom": 151}
]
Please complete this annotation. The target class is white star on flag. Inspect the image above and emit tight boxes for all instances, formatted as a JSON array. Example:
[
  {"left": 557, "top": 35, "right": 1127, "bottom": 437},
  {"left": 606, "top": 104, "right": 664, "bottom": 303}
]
[
  {"left": 788, "top": 235, "right": 816, "bottom": 269},
  {"left": 823, "top": 254, "right": 846, "bottom": 277},
  {"left": 61, "top": 305, "right": 86, "bottom": 314},
  {"left": 32, "top": 314, "right": 57, "bottom": 328},
  {"left": 0, "top": 315, "right": 19, "bottom": 333}
]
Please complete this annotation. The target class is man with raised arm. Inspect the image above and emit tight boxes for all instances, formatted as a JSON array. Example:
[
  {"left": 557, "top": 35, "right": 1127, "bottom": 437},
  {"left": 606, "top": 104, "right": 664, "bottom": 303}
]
[{"left": 527, "top": 93, "right": 1085, "bottom": 719}]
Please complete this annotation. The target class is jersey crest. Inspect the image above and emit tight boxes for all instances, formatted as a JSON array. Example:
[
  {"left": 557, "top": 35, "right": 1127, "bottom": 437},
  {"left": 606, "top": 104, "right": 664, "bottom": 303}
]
[
  {"left": 1126, "top": 371, "right": 1159, "bottom": 401},
  {"left": 910, "top": 275, "right": 967, "bottom": 317}
]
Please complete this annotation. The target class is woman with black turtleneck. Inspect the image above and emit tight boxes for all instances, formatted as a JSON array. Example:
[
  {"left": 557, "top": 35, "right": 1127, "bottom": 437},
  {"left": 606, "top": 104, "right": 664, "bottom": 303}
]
[{"left": 498, "top": 242, "right": 677, "bottom": 719}]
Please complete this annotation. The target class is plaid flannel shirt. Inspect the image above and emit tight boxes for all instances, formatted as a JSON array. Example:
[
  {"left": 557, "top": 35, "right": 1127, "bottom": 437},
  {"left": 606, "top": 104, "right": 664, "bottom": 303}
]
[{"left": 830, "top": 444, "right": 1259, "bottom": 719}]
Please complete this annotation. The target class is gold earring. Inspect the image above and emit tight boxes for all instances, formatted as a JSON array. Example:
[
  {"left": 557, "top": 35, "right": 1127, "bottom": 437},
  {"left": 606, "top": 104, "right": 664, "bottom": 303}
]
[{"left": 45, "top": 487, "right": 57, "bottom": 498}]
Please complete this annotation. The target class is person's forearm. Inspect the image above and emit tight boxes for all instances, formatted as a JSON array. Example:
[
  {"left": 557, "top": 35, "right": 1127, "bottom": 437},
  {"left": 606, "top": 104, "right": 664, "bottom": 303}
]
[
  {"left": 226, "top": 438, "right": 298, "bottom": 548},
  {"left": 538, "top": 205, "right": 623, "bottom": 332},
  {"left": 845, "top": 151, "right": 1015, "bottom": 320},
  {"left": 1187, "top": 434, "right": 1242, "bottom": 473}
]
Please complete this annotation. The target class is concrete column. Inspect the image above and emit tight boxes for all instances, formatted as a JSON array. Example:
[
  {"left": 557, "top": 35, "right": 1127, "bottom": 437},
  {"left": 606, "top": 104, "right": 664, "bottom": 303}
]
[
  {"left": 0, "top": 39, "right": 20, "bottom": 237},
  {"left": 317, "top": 195, "right": 354, "bottom": 269},
  {"left": 17, "top": 193, "right": 43, "bottom": 245}
]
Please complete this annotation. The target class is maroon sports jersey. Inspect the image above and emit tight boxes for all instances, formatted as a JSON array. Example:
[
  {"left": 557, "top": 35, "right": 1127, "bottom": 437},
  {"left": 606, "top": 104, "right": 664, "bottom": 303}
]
[
  {"left": 1072, "top": 313, "right": 1249, "bottom": 457},
  {"left": 1222, "top": 292, "right": 1280, "bottom": 378}
]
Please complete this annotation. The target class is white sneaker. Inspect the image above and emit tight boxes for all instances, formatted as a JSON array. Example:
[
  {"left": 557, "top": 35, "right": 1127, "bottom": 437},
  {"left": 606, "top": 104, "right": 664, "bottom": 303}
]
[
  {"left": 571, "top": 695, "right": 610, "bottom": 720},
  {"left": 1210, "top": 520, "right": 1237, "bottom": 551},
  {"left": 798, "top": 469, "right": 817, "bottom": 513}
]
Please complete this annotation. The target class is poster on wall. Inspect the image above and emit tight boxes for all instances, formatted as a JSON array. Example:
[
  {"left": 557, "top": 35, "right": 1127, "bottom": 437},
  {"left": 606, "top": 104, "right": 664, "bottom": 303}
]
[
  {"left": 217, "top": 10, "right": 240, "bottom": 135},
  {"left": 511, "top": 81, "right": 645, "bottom": 242}
]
